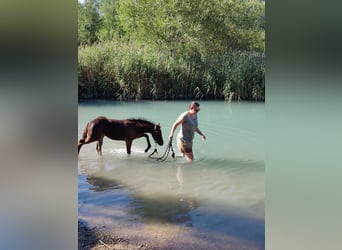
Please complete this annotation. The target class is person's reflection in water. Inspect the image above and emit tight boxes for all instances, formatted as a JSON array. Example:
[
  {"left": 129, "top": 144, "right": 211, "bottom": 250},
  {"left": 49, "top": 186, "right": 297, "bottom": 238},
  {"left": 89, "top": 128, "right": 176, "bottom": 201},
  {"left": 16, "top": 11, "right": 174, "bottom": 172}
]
[
  {"left": 175, "top": 164, "right": 196, "bottom": 210},
  {"left": 176, "top": 165, "right": 184, "bottom": 201}
]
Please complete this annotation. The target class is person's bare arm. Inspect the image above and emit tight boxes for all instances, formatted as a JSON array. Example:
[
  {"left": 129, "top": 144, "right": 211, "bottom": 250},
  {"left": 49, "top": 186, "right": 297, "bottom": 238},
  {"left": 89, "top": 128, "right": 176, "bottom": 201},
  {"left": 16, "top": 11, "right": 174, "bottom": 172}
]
[
  {"left": 169, "top": 117, "right": 183, "bottom": 140},
  {"left": 195, "top": 128, "right": 206, "bottom": 140}
]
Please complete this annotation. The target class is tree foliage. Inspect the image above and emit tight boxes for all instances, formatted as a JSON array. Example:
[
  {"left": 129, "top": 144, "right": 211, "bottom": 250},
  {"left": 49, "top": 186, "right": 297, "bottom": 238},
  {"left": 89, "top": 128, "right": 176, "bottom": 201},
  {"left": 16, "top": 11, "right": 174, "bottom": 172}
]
[
  {"left": 78, "top": 0, "right": 265, "bottom": 101},
  {"left": 78, "top": 0, "right": 102, "bottom": 45},
  {"left": 115, "top": 0, "right": 264, "bottom": 55},
  {"left": 98, "top": 0, "right": 119, "bottom": 41}
]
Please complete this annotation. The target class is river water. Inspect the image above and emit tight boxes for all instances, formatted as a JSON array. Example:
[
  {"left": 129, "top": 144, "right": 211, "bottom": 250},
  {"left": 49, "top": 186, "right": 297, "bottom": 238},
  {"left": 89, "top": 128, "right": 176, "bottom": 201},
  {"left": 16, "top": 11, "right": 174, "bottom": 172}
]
[{"left": 78, "top": 100, "right": 265, "bottom": 249}]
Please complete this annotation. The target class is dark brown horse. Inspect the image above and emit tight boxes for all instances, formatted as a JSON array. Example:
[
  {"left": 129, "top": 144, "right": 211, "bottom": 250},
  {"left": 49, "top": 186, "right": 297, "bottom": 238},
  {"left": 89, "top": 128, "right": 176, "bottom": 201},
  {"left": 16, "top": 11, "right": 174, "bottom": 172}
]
[{"left": 78, "top": 116, "right": 164, "bottom": 155}]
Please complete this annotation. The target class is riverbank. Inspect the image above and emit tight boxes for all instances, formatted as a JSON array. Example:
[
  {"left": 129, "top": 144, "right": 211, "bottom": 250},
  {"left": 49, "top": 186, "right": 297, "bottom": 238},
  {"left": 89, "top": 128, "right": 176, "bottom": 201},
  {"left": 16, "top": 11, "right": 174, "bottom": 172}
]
[
  {"left": 78, "top": 220, "right": 149, "bottom": 250},
  {"left": 78, "top": 217, "right": 264, "bottom": 250}
]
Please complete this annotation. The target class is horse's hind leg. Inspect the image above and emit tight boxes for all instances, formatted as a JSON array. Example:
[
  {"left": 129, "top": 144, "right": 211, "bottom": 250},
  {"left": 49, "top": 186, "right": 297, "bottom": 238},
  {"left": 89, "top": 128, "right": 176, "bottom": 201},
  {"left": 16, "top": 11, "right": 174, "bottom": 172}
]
[{"left": 96, "top": 138, "right": 103, "bottom": 155}]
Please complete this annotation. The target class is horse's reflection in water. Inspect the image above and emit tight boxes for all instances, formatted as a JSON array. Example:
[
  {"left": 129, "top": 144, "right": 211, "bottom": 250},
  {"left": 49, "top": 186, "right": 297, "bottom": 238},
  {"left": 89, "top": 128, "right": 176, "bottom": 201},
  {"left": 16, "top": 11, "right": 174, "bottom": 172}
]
[
  {"left": 78, "top": 116, "right": 164, "bottom": 156},
  {"left": 81, "top": 158, "right": 124, "bottom": 191}
]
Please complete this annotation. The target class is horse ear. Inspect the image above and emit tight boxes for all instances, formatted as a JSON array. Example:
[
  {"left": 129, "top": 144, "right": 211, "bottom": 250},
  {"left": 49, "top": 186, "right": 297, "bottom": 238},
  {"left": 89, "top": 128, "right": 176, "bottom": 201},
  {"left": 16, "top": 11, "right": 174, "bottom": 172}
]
[{"left": 155, "top": 123, "right": 161, "bottom": 129}]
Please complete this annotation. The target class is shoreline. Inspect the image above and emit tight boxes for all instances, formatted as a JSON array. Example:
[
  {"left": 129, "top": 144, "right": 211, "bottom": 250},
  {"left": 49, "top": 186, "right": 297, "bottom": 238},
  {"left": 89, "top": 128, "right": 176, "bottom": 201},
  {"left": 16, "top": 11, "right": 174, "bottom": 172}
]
[
  {"left": 78, "top": 220, "right": 150, "bottom": 250},
  {"left": 78, "top": 217, "right": 264, "bottom": 250}
]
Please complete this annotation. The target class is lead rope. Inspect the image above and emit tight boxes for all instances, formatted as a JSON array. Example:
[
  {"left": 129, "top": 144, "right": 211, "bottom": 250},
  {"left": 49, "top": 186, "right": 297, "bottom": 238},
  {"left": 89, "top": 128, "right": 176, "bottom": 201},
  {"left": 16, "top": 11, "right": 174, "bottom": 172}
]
[{"left": 148, "top": 139, "right": 175, "bottom": 162}]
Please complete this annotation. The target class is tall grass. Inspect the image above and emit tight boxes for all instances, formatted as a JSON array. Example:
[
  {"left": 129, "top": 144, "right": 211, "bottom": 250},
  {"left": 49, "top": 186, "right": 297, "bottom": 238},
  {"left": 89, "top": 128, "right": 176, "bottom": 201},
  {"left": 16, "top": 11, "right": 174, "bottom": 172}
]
[{"left": 78, "top": 40, "right": 265, "bottom": 101}]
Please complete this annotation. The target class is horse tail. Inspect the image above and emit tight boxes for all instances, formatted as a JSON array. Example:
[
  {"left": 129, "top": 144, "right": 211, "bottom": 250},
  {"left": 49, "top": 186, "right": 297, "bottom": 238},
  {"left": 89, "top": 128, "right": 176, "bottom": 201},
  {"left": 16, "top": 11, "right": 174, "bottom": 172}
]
[
  {"left": 78, "top": 122, "right": 90, "bottom": 155},
  {"left": 79, "top": 122, "right": 89, "bottom": 143},
  {"left": 78, "top": 122, "right": 89, "bottom": 143}
]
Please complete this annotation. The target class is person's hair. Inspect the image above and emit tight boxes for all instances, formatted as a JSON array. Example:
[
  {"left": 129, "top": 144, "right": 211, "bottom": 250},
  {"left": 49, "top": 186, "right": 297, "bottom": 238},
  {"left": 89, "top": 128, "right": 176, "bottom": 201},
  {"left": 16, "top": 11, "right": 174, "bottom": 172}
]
[{"left": 189, "top": 101, "right": 200, "bottom": 109}]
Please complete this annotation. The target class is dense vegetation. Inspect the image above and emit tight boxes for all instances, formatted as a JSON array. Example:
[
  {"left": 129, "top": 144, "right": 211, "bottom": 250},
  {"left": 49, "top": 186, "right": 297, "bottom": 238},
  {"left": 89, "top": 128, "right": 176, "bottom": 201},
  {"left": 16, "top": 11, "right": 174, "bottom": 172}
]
[{"left": 78, "top": 0, "right": 265, "bottom": 101}]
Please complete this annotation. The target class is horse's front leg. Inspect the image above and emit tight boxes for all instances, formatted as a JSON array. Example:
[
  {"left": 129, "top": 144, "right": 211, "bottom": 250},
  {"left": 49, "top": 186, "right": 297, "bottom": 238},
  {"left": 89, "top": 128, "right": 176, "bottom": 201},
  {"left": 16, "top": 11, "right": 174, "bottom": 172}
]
[
  {"left": 125, "top": 139, "right": 132, "bottom": 154},
  {"left": 142, "top": 134, "right": 151, "bottom": 152},
  {"left": 96, "top": 138, "right": 103, "bottom": 155}
]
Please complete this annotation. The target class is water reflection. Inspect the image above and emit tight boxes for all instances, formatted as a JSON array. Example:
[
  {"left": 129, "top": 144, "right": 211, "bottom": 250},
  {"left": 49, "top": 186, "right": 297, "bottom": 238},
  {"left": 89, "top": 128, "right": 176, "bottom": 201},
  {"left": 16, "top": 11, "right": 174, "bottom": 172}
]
[
  {"left": 129, "top": 164, "right": 198, "bottom": 226},
  {"left": 176, "top": 165, "right": 184, "bottom": 197},
  {"left": 81, "top": 159, "right": 200, "bottom": 227},
  {"left": 130, "top": 193, "right": 197, "bottom": 226},
  {"left": 87, "top": 176, "right": 124, "bottom": 192}
]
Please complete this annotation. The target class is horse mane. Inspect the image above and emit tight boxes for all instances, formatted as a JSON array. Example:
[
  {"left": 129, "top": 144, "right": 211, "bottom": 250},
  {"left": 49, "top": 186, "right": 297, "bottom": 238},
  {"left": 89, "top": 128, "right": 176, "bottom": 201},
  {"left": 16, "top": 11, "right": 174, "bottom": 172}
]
[{"left": 128, "top": 118, "right": 156, "bottom": 126}]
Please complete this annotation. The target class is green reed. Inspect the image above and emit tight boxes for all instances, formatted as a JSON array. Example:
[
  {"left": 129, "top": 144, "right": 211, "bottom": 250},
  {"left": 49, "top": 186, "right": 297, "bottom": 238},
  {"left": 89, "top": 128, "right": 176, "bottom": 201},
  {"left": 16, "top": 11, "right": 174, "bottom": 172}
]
[{"left": 78, "top": 41, "right": 264, "bottom": 101}]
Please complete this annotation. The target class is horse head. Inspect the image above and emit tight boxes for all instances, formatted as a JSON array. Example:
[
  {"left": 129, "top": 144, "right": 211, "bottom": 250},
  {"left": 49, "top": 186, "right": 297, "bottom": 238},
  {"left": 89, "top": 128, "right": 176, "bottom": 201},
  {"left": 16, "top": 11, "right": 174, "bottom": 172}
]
[{"left": 152, "top": 123, "right": 164, "bottom": 146}]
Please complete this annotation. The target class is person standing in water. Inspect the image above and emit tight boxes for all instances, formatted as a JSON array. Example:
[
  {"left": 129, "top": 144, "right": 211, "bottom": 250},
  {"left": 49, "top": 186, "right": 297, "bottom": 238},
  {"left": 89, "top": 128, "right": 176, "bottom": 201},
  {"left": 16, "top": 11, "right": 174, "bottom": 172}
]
[{"left": 169, "top": 101, "right": 206, "bottom": 162}]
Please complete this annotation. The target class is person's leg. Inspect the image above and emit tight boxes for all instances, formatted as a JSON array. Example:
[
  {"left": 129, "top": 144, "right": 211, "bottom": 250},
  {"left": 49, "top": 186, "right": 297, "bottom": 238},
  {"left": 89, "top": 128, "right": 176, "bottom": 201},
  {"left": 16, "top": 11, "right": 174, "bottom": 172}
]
[
  {"left": 183, "top": 140, "right": 193, "bottom": 162},
  {"left": 177, "top": 138, "right": 194, "bottom": 162},
  {"left": 177, "top": 137, "right": 185, "bottom": 155},
  {"left": 184, "top": 152, "right": 194, "bottom": 162}
]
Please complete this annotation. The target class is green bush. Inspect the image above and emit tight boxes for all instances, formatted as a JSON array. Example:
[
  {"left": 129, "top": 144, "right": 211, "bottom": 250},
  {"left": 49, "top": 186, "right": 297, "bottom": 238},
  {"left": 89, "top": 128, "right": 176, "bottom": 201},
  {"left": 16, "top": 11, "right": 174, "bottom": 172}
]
[{"left": 78, "top": 41, "right": 265, "bottom": 101}]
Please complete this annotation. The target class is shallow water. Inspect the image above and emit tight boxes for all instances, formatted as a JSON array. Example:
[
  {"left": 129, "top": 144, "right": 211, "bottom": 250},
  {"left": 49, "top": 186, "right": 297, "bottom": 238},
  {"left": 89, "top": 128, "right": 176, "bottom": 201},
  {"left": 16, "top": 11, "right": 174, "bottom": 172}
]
[{"left": 78, "top": 100, "right": 265, "bottom": 248}]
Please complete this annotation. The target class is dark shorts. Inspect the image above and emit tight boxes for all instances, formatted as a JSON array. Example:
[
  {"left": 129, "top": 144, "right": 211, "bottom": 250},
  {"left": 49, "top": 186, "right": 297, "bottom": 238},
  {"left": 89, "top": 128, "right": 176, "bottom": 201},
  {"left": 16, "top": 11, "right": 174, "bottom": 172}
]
[{"left": 177, "top": 138, "right": 193, "bottom": 153}]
